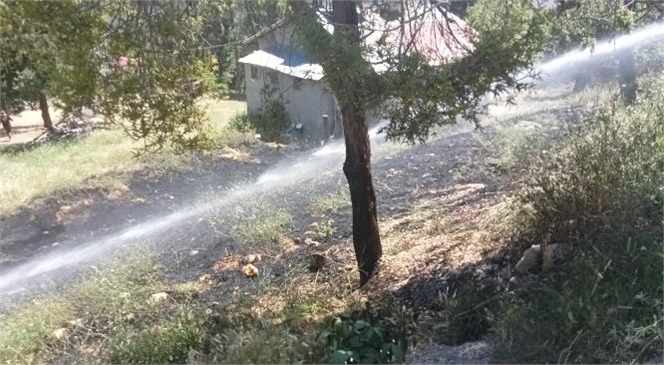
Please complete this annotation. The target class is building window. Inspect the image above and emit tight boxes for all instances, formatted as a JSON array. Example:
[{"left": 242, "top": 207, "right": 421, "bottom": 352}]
[
  {"left": 293, "top": 77, "right": 302, "bottom": 90},
  {"left": 250, "top": 66, "right": 258, "bottom": 80}
]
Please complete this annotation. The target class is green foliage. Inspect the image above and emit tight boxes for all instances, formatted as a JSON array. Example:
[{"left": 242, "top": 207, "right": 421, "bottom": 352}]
[
  {"left": 381, "top": 0, "right": 549, "bottom": 143},
  {"left": 207, "top": 0, "right": 288, "bottom": 92},
  {"left": 229, "top": 103, "right": 291, "bottom": 142},
  {"left": 318, "top": 219, "right": 336, "bottom": 242},
  {"left": 510, "top": 90, "right": 664, "bottom": 245},
  {"left": 548, "top": 0, "right": 634, "bottom": 52},
  {"left": 291, "top": 0, "right": 548, "bottom": 143},
  {"left": 544, "top": 0, "right": 662, "bottom": 55},
  {"left": 492, "top": 76, "right": 664, "bottom": 363},
  {"left": 256, "top": 99, "right": 291, "bottom": 142},
  {"left": 0, "top": 249, "right": 163, "bottom": 364},
  {"left": 229, "top": 113, "right": 255, "bottom": 133},
  {"left": 1, "top": 0, "right": 222, "bottom": 152},
  {"left": 0, "top": 0, "right": 102, "bottom": 115},
  {"left": 212, "top": 319, "right": 307, "bottom": 364},
  {"left": 493, "top": 240, "right": 663, "bottom": 364},
  {"left": 317, "top": 303, "right": 415, "bottom": 364}
]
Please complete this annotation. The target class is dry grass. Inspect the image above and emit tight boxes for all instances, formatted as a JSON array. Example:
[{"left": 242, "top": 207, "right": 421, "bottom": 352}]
[{"left": 0, "top": 100, "right": 247, "bottom": 216}]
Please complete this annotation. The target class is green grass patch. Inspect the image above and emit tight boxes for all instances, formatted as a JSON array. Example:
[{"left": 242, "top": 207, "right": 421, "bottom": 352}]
[
  {"left": 210, "top": 195, "right": 293, "bottom": 252},
  {"left": 109, "top": 310, "right": 205, "bottom": 364},
  {"left": 206, "top": 99, "right": 256, "bottom": 148},
  {"left": 310, "top": 188, "right": 352, "bottom": 217},
  {"left": 408, "top": 200, "right": 449, "bottom": 235},
  {"left": 0, "top": 248, "right": 164, "bottom": 364},
  {"left": 0, "top": 100, "right": 247, "bottom": 216}
]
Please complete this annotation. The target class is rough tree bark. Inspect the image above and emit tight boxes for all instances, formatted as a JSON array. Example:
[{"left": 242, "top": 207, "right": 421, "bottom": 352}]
[
  {"left": 38, "top": 91, "right": 54, "bottom": 130},
  {"left": 332, "top": 0, "right": 382, "bottom": 286}
]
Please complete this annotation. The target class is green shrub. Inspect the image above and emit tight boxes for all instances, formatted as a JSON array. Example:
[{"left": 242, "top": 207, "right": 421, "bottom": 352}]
[
  {"left": 492, "top": 78, "right": 664, "bottom": 363},
  {"left": 229, "top": 100, "right": 291, "bottom": 142},
  {"left": 508, "top": 85, "right": 664, "bottom": 245},
  {"left": 228, "top": 113, "right": 255, "bottom": 133},
  {"left": 316, "top": 303, "right": 415, "bottom": 364}
]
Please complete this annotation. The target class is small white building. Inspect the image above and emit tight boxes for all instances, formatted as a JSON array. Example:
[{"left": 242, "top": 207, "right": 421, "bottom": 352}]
[{"left": 238, "top": 2, "right": 475, "bottom": 141}]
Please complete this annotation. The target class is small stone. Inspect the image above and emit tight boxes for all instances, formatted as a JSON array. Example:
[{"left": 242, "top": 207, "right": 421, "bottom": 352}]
[
  {"left": 308, "top": 222, "right": 320, "bottom": 232},
  {"left": 242, "top": 254, "right": 261, "bottom": 264},
  {"left": 304, "top": 230, "right": 318, "bottom": 239},
  {"left": 52, "top": 328, "right": 70, "bottom": 341},
  {"left": 308, "top": 253, "right": 326, "bottom": 272},
  {"left": 189, "top": 250, "right": 199, "bottom": 256},
  {"left": 515, "top": 245, "right": 542, "bottom": 274},
  {"left": 124, "top": 313, "right": 137, "bottom": 323},
  {"left": 242, "top": 264, "right": 259, "bottom": 278},
  {"left": 149, "top": 292, "right": 170, "bottom": 304},
  {"left": 67, "top": 318, "right": 84, "bottom": 327},
  {"left": 52, "top": 242, "right": 60, "bottom": 247},
  {"left": 345, "top": 264, "right": 354, "bottom": 271},
  {"left": 304, "top": 238, "right": 321, "bottom": 247},
  {"left": 293, "top": 236, "right": 303, "bottom": 245},
  {"left": 198, "top": 274, "right": 213, "bottom": 283}
]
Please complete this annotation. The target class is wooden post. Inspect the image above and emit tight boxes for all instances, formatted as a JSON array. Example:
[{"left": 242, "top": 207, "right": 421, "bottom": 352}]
[{"left": 322, "top": 114, "right": 329, "bottom": 145}]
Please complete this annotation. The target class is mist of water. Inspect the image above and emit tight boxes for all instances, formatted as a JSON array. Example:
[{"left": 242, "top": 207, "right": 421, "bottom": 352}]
[
  {"left": 539, "top": 22, "right": 664, "bottom": 76},
  {"left": 0, "top": 123, "right": 389, "bottom": 294},
  {"left": 4, "top": 22, "right": 663, "bottom": 296}
]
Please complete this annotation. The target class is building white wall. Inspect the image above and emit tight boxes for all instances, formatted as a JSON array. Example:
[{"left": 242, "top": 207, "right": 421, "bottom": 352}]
[{"left": 244, "top": 63, "right": 339, "bottom": 140}]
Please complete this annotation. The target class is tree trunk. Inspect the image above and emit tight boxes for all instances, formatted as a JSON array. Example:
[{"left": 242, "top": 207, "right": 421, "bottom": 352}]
[
  {"left": 341, "top": 101, "right": 382, "bottom": 286},
  {"left": 39, "top": 92, "right": 54, "bottom": 130},
  {"left": 333, "top": 0, "right": 382, "bottom": 286}
]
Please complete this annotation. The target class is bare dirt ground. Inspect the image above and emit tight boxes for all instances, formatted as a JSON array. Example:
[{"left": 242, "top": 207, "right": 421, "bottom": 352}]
[
  {"left": 0, "top": 88, "right": 580, "bottom": 362},
  {"left": 0, "top": 109, "right": 63, "bottom": 148}
]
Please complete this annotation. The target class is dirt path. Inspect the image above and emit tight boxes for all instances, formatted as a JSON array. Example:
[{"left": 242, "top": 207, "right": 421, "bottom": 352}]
[{"left": 0, "top": 109, "right": 63, "bottom": 148}]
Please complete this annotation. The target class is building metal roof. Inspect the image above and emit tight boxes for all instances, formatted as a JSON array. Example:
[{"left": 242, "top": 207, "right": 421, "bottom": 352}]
[{"left": 238, "top": 46, "right": 325, "bottom": 81}]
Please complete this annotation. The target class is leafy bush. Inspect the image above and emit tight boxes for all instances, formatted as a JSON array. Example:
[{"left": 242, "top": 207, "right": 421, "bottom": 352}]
[
  {"left": 316, "top": 303, "right": 415, "bottom": 364},
  {"left": 492, "top": 78, "right": 664, "bottom": 363},
  {"left": 229, "top": 100, "right": 291, "bottom": 142},
  {"left": 508, "top": 92, "right": 663, "bottom": 245},
  {"left": 228, "top": 113, "right": 255, "bottom": 134}
]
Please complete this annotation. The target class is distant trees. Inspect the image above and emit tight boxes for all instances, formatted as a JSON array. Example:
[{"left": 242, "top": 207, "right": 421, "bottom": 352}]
[
  {"left": 0, "top": 0, "right": 287, "bottom": 139},
  {"left": 0, "top": 0, "right": 220, "bottom": 149},
  {"left": 546, "top": 0, "right": 664, "bottom": 102},
  {"left": 0, "top": 0, "right": 99, "bottom": 129}
]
